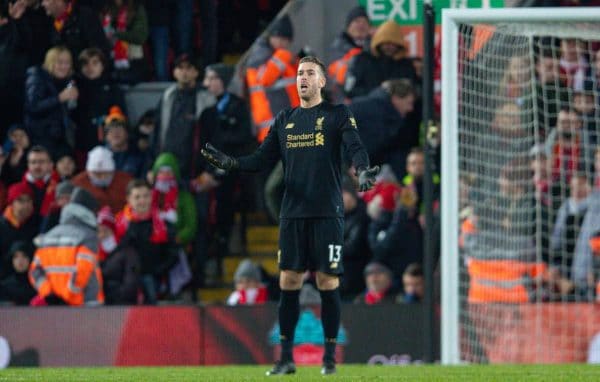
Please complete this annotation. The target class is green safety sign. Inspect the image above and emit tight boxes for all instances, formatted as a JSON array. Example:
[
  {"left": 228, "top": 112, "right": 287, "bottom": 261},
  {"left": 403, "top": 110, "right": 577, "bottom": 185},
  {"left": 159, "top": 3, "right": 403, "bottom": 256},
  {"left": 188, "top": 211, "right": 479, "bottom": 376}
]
[{"left": 358, "top": 0, "right": 505, "bottom": 25}]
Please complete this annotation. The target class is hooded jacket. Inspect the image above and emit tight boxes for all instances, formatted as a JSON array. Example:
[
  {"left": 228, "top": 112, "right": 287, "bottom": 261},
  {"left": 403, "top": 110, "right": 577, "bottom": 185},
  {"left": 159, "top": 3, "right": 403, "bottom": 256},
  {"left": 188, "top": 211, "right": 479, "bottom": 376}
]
[
  {"left": 151, "top": 153, "right": 197, "bottom": 245},
  {"left": 29, "top": 202, "right": 104, "bottom": 306},
  {"left": 345, "top": 20, "right": 417, "bottom": 99}
]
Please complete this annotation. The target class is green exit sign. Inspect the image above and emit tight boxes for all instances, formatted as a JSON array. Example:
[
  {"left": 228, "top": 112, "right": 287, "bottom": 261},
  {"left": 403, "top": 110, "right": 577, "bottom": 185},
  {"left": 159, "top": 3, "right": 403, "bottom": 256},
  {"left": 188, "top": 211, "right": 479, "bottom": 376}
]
[{"left": 358, "top": 0, "right": 505, "bottom": 25}]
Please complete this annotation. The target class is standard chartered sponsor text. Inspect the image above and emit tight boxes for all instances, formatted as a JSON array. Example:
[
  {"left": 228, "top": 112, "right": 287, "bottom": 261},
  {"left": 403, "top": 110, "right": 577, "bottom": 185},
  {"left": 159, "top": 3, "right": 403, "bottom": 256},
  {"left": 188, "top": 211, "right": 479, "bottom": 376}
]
[{"left": 287, "top": 133, "right": 315, "bottom": 148}]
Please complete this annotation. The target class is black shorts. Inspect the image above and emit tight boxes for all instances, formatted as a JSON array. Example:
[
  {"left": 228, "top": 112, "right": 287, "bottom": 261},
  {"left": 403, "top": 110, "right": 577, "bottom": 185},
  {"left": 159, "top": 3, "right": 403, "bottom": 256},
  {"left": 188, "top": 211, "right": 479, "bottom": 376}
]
[{"left": 278, "top": 217, "right": 344, "bottom": 275}]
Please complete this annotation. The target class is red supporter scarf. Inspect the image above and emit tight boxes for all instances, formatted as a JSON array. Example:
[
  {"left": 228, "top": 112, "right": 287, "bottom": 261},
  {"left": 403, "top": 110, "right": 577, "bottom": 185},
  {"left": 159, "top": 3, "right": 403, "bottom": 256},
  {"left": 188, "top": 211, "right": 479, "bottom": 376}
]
[
  {"left": 364, "top": 289, "right": 389, "bottom": 305},
  {"left": 115, "top": 205, "right": 168, "bottom": 244},
  {"left": 102, "top": 7, "right": 129, "bottom": 65},
  {"left": 53, "top": 1, "right": 74, "bottom": 32},
  {"left": 237, "top": 286, "right": 268, "bottom": 305},
  {"left": 151, "top": 185, "right": 178, "bottom": 215},
  {"left": 552, "top": 138, "right": 580, "bottom": 182},
  {"left": 23, "top": 171, "right": 59, "bottom": 217}
]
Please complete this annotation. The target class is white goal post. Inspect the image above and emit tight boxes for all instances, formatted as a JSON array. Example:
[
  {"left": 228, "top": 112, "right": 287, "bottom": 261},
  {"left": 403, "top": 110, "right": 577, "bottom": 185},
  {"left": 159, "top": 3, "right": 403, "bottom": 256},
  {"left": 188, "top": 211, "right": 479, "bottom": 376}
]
[{"left": 442, "top": 7, "right": 600, "bottom": 365}]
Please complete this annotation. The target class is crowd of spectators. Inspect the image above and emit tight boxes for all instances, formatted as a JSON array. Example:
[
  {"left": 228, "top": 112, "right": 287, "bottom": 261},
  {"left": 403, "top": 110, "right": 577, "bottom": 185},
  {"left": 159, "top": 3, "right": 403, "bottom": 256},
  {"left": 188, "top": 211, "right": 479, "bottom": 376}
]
[
  {"left": 0, "top": 1, "right": 431, "bottom": 307},
  {"left": 460, "top": 30, "right": 600, "bottom": 302}
]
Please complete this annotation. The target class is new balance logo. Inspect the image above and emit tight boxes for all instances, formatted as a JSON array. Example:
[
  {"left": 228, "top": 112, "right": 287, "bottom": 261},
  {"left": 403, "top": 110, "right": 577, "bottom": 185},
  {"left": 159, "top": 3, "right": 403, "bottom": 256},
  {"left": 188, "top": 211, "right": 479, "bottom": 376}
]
[{"left": 285, "top": 123, "right": 295, "bottom": 129}]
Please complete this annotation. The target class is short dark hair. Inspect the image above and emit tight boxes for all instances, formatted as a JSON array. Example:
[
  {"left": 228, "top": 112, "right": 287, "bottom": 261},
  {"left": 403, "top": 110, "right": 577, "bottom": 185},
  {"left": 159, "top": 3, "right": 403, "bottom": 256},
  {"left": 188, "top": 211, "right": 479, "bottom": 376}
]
[
  {"left": 126, "top": 179, "right": 150, "bottom": 195},
  {"left": 28, "top": 145, "right": 51, "bottom": 160},
  {"left": 78, "top": 47, "right": 107, "bottom": 68},
  {"left": 382, "top": 78, "right": 414, "bottom": 98},
  {"left": 299, "top": 56, "right": 327, "bottom": 79},
  {"left": 403, "top": 263, "right": 423, "bottom": 278}
]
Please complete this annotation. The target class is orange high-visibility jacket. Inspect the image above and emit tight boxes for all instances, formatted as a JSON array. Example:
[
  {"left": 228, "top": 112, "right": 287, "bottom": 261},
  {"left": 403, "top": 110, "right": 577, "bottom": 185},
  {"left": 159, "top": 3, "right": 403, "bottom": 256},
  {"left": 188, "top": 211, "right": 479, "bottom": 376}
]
[
  {"left": 29, "top": 203, "right": 104, "bottom": 306},
  {"left": 460, "top": 218, "right": 546, "bottom": 303},
  {"left": 328, "top": 47, "right": 361, "bottom": 86},
  {"left": 246, "top": 42, "right": 299, "bottom": 142}
]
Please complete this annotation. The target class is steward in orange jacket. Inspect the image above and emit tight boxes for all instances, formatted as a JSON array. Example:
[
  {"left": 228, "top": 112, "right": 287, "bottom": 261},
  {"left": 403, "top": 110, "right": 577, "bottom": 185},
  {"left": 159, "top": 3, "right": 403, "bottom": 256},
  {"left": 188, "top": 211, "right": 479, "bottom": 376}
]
[
  {"left": 29, "top": 187, "right": 104, "bottom": 306},
  {"left": 245, "top": 15, "right": 299, "bottom": 142},
  {"left": 327, "top": 6, "right": 371, "bottom": 103},
  {"left": 461, "top": 205, "right": 547, "bottom": 304}
]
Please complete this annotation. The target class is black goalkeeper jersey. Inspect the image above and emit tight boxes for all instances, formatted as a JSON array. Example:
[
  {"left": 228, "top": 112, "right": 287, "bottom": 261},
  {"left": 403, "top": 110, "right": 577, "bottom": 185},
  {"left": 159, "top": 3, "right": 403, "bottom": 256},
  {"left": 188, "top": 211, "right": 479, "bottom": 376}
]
[{"left": 237, "top": 101, "right": 370, "bottom": 218}]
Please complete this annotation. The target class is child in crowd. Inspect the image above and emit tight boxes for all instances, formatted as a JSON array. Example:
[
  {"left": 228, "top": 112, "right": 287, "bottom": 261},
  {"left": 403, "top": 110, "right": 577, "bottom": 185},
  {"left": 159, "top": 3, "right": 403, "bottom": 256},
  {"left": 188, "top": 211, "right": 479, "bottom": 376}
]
[
  {"left": 226, "top": 259, "right": 268, "bottom": 306},
  {"left": 115, "top": 179, "right": 178, "bottom": 304},
  {"left": 0, "top": 241, "right": 37, "bottom": 306}
]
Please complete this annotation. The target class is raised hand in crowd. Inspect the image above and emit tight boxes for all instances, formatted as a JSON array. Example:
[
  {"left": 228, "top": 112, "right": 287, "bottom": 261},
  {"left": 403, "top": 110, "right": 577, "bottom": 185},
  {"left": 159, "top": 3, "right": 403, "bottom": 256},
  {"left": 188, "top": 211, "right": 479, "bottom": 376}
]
[
  {"left": 8, "top": 0, "right": 28, "bottom": 20},
  {"left": 58, "top": 83, "right": 79, "bottom": 104}
]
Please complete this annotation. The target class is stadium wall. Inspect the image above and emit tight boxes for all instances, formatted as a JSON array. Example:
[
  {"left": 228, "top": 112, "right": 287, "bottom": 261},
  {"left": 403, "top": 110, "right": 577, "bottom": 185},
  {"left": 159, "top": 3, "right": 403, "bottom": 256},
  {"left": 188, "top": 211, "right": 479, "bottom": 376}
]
[{"left": 0, "top": 304, "right": 433, "bottom": 367}]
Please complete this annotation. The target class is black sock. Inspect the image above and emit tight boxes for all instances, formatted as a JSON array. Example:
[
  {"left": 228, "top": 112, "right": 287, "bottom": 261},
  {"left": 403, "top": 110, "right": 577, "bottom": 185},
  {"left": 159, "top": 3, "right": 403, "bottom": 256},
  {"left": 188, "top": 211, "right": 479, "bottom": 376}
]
[
  {"left": 279, "top": 289, "right": 300, "bottom": 362},
  {"left": 320, "top": 288, "right": 341, "bottom": 363}
]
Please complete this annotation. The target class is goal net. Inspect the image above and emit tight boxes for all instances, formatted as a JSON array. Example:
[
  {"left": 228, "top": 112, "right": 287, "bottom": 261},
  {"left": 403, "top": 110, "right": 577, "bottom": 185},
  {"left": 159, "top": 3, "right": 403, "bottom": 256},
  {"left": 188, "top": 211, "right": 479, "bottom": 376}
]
[{"left": 442, "top": 8, "right": 600, "bottom": 364}]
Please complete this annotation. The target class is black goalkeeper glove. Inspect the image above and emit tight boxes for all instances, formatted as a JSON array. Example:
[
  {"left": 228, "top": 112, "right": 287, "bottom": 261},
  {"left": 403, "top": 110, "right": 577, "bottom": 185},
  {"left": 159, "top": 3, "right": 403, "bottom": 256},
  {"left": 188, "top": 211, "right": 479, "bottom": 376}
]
[
  {"left": 357, "top": 166, "right": 380, "bottom": 192},
  {"left": 200, "top": 143, "right": 238, "bottom": 171}
]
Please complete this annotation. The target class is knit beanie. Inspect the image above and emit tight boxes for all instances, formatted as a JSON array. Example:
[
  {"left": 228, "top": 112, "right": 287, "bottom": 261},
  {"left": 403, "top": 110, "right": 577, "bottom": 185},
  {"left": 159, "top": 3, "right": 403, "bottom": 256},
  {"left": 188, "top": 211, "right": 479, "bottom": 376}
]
[
  {"left": 206, "top": 63, "right": 235, "bottom": 88},
  {"left": 234, "top": 260, "right": 262, "bottom": 283},
  {"left": 345, "top": 6, "right": 369, "bottom": 28},
  {"left": 104, "top": 105, "right": 127, "bottom": 126},
  {"left": 7, "top": 182, "right": 34, "bottom": 204},
  {"left": 86, "top": 146, "right": 115, "bottom": 172},
  {"left": 269, "top": 15, "right": 293, "bottom": 39},
  {"left": 70, "top": 187, "right": 99, "bottom": 213},
  {"left": 56, "top": 180, "right": 75, "bottom": 198}
]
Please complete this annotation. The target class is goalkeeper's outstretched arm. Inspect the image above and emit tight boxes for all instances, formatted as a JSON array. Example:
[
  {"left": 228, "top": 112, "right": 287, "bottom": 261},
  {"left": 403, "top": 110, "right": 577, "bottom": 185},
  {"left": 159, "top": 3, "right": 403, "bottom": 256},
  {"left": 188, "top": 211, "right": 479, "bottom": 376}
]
[{"left": 201, "top": 123, "right": 281, "bottom": 172}]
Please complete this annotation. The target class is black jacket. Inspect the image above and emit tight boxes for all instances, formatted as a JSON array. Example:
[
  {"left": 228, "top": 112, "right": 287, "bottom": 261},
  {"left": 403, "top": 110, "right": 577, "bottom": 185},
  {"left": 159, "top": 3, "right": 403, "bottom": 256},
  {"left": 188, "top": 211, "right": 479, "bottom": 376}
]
[
  {"left": 74, "top": 75, "right": 126, "bottom": 152},
  {"left": 342, "top": 199, "right": 370, "bottom": 297},
  {"left": 119, "top": 219, "right": 178, "bottom": 276},
  {"left": 368, "top": 209, "right": 423, "bottom": 279},
  {"left": 0, "top": 216, "right": 39, "bottom": 279},
  {"left": 48, "top": 5, "right": 110, "bottom": 62},
  {"left": 24, "top": 66, "right": 73, "bottom": 156},
  {"left": 0, "top": 18, "right": 31, "bottom": 131},
  {"left": 200, "top": 92, "right": 254, "bottom": 169},
  {"left": 344, "top": 199, "right": 370, "bottom": 262},
  {"left": 101, "top": 245, "right": 141, "bottom": 305},
  {"left": 349, "top": 87, "right": 421, "bottom": 176},
  {"left": 0, "top": 272, "right": 36, "bottom": 305},
  {"left": 345, "top": 52, "right": 417, "bottom": 99},
  {"left": 22, "top": 4, "right": 52, "bottom": 66},
  {"left": 0, "top": 148, "right": 29, "bottom": 186}
]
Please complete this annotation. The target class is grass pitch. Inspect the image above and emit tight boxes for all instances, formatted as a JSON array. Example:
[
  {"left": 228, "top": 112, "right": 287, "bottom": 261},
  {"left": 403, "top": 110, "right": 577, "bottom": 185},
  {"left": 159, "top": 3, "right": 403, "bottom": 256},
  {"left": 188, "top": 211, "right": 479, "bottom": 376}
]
[{"left": 1, "top": 364, "right": 600, "bottom": 381}]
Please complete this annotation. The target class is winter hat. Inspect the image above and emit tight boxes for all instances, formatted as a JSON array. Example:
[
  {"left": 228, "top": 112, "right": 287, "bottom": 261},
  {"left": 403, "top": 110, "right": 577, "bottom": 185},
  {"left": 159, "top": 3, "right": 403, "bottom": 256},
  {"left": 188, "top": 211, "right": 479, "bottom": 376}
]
[
  {"left": 234, "top": 259, "right": 262, "bottom": 283},
  {"left": 86, "top": 146, "right": 115, "bottom": 172},
  {"left": 55, "top": 180, "right": 75, "bottom": 198},
  {"left": 269, "top": 15, "right": 293, "bottom": 39},
  {"left": 206, "top": 63, "right": 235, "bottom": 88},
  {"left": 70, "top": 187, "right": 99, "bottom": 213},
  {"left": 104, "top": 105, "right": 127, "bottom": 126},
  {"left": 345, "top": 6, "right": 369, "bottom": 28},
  {"left": 7, "top": 182, "right": 34, "bottom": 204},
  {"left": 97, "top": 205, "right": 115, "bottom": 231},
  {"left": 364, "top": 261, "right": 392, "bottom": 277}
]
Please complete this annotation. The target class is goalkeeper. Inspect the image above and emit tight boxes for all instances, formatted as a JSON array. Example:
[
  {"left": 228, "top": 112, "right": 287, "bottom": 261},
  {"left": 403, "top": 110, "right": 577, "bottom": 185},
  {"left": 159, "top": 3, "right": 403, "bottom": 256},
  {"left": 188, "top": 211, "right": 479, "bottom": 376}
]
[{"left": 202, "top": 56, "right": 378, "bottom": 376}]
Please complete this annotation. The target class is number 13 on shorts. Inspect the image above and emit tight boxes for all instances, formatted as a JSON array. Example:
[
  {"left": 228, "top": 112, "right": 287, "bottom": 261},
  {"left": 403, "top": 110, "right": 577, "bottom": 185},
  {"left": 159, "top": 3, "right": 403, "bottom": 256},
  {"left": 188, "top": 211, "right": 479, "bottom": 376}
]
[{"left": 328, "top": 244, "right": 342, "bottom": 263}]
